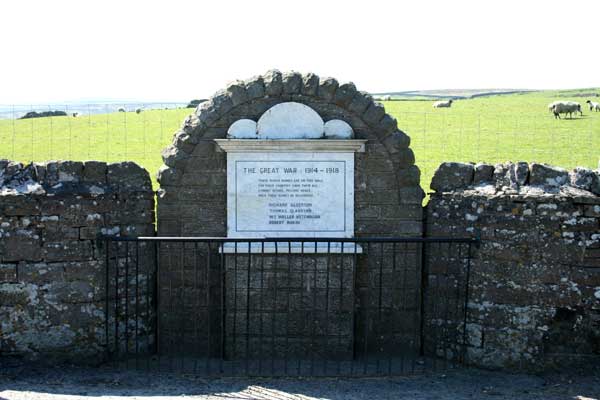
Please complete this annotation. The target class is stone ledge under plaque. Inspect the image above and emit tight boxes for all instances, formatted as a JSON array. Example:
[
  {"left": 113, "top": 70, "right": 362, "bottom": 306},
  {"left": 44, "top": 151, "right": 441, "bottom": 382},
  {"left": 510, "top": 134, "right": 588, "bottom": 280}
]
[
  {"left": 219, "top": 242, "right": 363, "bottom": 254},
  {"left": 214, "top": 139, "right": 367, "bottom": 153}
]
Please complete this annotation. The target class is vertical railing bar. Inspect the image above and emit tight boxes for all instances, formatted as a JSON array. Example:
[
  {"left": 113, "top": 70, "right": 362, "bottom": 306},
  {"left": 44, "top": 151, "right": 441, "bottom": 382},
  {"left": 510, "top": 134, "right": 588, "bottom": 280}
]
[
  {"left": 363, "top": 242, "right": 370, "bottom": 375},
  {"left": 245, "top": 242, "right": 251, "bottom": 376},
  {"left": 206, "top": 242, "right": 212, "bottom": 375},
  {"left": 337, "top": 241, "right": 344, "bottom": 376},
  {"left": 442, "top": 242, "right": 451, "bottom": 371},
  {"left": 429, "top": 242, "right": 436, "bottom": 373},
  {"left": 377, "top": 242, "right": 384, "bottom": 375},
  {"left": 155, "top": 242, "right": 161, "bottom": 371},
  {"left": 124, "top": 241, "right": 129, "bottom": 368},
  {"left": 285, "top": 241, "right": 291, "bottom": 376},
  {"left": 168, "top": 242, "right": 174, "bottom": 372},
  {"left": 462, "top": 243, "right": 473, "bottom": 366},
  {"left": 324, "top": 240, "right": 331, "bottom": 376},
  {"left": 455, "top": 243, "right": 464, "bottom": 365},
  {"left": 432, "top": 242, "right": 441, "bottom": 372},
  {"left": 298, "top": 241, "right": 304, "bottom": 374},
  {"left": 271, "top": 241, "right": 278, "bottom": 375},
  {"left": 351, "top": 241, "right": 358, "bottom": 376},
  {"left": 193, "top": 242, "right": 199, "bottom": 374},
  {"left": 310, "top": 240, "right": 318, "bottom": 376},
  {"left": 258, "top": 240, "right": 265, "bottom": 375},
  {"left": 104, "top": 239, "right": 110, "bottom": 360},
  {"left": 446, "top": 242, "right": 455, "bottom": 366},
  {"left": 390, "top": 241, "right": 397, "bottom": 375},
  {"left": 233, "top": 241, "right": 238, "bottom": 376},
  {"left": 146, "top": 242, "right": 151, "bottom": 371},
  {"left": 114, "top": 241, "right": 119, "bottom": 362},
  {"left": 444, "top": 241, "right": 460, "bottom": 369},
  {"left": 135, "top": 241, "right": 139, "bottom": 369},
  {"left": 219, "top": 244, "right": 225, "bottom": 374},
  {"left": 155, "top": 241, "right": 161, "bottom": 371},
  {"left": 403, "top": 241, "right": 411, "bottom": 374},
  {"left": 179, "top": 242, "right": 185, "bottom": 372},
  {"left": 416, "top": 240, "right": 426, "bottom": 374}
]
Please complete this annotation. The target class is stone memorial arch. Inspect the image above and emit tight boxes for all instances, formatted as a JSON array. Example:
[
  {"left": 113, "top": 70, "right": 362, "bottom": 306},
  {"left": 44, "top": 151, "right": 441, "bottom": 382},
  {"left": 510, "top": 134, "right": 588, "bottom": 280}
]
[
  {"left": 153, "top": 70, "right": 430, "bottom": 364},
  {"left": 157, "top": 70, "right": 423, "bottom": 237}
]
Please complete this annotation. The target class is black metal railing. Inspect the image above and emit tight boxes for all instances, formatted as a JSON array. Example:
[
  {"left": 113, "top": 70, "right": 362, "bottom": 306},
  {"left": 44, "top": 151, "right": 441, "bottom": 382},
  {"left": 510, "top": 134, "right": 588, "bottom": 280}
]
[{"left": 100, "top": 236, "right": 477, "bottom": 376}]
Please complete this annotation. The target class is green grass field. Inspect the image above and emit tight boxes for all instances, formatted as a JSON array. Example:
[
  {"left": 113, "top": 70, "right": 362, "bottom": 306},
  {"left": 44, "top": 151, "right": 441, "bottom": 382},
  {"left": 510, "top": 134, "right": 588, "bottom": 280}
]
[
  {"left": 387, "top": 89, "right": 600, "bottom": 193},
  {"left": 1, "top": 89, "right": 599, "bottom": 198}
]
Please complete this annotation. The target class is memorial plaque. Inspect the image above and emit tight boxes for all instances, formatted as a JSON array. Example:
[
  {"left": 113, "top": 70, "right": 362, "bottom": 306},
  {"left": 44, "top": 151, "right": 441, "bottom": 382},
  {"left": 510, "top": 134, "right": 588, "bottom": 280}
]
[{"left": 226, "top": 152, "right": 354, "bottom": 238}]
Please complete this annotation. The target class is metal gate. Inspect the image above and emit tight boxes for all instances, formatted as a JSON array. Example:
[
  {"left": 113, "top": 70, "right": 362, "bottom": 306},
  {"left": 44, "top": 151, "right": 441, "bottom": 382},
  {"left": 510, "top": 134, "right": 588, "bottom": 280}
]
[{"left": 101, "top": 237, "right": 477, "bottom": 376}]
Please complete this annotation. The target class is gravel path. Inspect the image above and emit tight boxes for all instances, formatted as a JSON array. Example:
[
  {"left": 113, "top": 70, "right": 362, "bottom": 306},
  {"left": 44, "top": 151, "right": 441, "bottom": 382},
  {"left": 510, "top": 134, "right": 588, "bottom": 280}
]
[{"left": 1, "top": 361, "right": 599, "bottom": 399}]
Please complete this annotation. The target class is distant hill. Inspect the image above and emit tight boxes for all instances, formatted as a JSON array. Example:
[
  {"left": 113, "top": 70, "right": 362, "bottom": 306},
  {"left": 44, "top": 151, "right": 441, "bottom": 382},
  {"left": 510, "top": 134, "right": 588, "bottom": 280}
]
[{"left": 371, "top": 89, "right": 535, "bottom": 100}]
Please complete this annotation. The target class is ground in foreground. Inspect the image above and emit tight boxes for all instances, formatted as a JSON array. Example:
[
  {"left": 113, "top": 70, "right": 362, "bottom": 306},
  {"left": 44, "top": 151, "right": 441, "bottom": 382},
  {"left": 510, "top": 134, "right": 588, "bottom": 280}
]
[{"left": 1, "top": 361, "right": 599, "bottom": 400}]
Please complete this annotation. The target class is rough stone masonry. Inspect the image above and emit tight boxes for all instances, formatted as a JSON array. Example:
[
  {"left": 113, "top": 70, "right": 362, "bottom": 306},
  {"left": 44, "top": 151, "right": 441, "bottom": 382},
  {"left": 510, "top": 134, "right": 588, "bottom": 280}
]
[
  {"left": 426, "top": 161, "right": 600, "bottom": 369},
  {"left": 0, "top": 160, "right": 154, "bottom": 359},
  {"left": 154, "top": 70, "right": 425, "bottom": 360},
  {"left": 1, "top": 71, "right": 599, "bottom": 372}
]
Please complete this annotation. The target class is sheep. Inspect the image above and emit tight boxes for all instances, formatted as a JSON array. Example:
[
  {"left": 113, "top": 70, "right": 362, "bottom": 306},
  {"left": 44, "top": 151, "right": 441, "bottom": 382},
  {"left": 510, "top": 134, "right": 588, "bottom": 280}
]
[
  {"left": 374, "top": 95, "right": 391, "bottom": 101},
  {"left": 433, "top": 99, "right": 453, "bottom": 108},
  {"left": 551, "top": 101, "right": 583, "bottom": 119},
  {"left": 586, "top": 100, "right": 600, "bottom": 112},
  {"left": 118, "top": 108, "right": 126, "bottom": 112},
  {"left": 72, "top": 112, "right": 79, "bottom": 117},
  {"left": 548, "top": 101, "right": 561, "bottom": 113},
  {"left": 135, "top": 108, "right": 143, "bottom": 114},
  {"left": 552, "top": 101, "right": 582, "bottom": 119}
]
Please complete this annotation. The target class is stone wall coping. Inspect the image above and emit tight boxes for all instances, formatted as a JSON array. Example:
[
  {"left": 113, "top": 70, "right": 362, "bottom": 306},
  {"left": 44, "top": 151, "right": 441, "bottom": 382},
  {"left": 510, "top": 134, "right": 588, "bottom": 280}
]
[
  {"left": 214, "top": 139, "right": 367, "bottom": 153},
  {"left": 449, "top": 187, "right": 600, "bottom": 204},
  {"left": 0, "top": 160, "right": 152, "bottom": 196},
  {"left": 429, "top": 161, "right": 600, "bottom": 199}
]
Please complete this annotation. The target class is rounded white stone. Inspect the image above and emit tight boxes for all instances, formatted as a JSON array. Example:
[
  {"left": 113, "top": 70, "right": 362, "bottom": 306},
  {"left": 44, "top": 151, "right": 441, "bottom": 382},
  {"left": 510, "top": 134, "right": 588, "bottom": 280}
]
[
  {"left": 257, "top": 102, "right": 324, "bottom": 139},
  {"left": 324, "top": 119, "right": 354, "bottom": 139},
  {"left": 227, "top": 119, "right": 257, "bottom": 139}
]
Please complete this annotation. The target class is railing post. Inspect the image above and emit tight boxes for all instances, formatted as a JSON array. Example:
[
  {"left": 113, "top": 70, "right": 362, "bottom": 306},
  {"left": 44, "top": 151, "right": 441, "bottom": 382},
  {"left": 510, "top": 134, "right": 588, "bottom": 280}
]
[
  {"left": 104, "top": 238, "right": 110, "bottom": 360},
  {"left": 419, "top": 239, "right": 427, "bottom": 357},
  {"left": 461, "top": 242, "right": 474, "bottom": 364}
]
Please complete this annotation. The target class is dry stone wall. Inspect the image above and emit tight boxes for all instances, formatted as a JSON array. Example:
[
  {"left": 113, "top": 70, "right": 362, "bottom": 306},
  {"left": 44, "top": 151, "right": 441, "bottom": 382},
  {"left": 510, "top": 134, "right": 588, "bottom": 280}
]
[
  {"left": 0, "top": 160, "right": 154, "bottom": 360},
  {"left": 426, "top": 161, "right": 600, "bottom": 369}
]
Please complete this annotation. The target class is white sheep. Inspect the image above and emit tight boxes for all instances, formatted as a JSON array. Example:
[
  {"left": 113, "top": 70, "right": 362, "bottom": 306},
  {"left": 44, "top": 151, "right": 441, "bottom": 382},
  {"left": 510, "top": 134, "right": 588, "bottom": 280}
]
[
  {"left": 548, "top": 101, "right": 561, "bottom": 113},
  {"left": 586, "top": 100, "right": 600, "bottom": 112},
  {"left": 433, "top": 99, "right": 453, "bottom": 108},
  {"left": 551, "top": 101, "right": 583, "bottom": 119}
]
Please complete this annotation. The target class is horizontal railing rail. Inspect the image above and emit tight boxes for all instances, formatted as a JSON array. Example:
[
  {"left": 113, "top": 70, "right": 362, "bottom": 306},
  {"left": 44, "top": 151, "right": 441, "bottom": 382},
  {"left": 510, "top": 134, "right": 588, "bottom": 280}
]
[{"left": 99, "top": 235, "right": 479, "bottom": 244}]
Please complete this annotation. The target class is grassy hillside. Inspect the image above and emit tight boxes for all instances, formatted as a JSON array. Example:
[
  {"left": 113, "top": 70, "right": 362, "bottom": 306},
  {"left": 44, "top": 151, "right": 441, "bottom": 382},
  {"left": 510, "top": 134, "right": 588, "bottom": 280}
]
[
  {"left": 1, "top": 89, "right": 599, "bottom": 198},
  {"left": 386, "top": 89, "right": 600, "bottom": 194},
  {"left": 0, "top": 109, "right": 186, "bottom": 182}
]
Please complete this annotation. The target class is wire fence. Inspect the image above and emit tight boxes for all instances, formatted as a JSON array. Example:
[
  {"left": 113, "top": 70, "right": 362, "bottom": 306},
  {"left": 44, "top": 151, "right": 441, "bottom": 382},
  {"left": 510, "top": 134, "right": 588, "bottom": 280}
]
[
  {"left": 1, "top": 102, "right": 598, "bottom": 194},
  {"left": 394, "top": 109, "right": 599, "bottom": 194},
  {"left": 0, "top": 103, "right": 188, "bottom": 184}
]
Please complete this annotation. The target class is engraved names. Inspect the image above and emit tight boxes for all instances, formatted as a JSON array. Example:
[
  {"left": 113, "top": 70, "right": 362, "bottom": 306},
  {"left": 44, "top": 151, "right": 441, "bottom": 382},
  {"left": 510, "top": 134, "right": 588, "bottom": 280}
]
[{"left": 225, "top": 152, "right": 355, "bottom": 238}]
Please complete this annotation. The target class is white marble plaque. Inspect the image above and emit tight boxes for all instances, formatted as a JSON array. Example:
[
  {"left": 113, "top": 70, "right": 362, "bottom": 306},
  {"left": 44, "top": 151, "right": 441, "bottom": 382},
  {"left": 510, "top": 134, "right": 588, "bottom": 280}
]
[{"left": 226, "top": 152, "right": 355, "bottom": 238}]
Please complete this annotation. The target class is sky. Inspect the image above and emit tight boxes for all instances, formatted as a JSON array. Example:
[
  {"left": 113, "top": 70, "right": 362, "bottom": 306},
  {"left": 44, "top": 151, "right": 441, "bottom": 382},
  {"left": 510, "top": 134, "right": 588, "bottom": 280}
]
[{"left": 1, "top": 0, "right": 599, "bottom": 104}]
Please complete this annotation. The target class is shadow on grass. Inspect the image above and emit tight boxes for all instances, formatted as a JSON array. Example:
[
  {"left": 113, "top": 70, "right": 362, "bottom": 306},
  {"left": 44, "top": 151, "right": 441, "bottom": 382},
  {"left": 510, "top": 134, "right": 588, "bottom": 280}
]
[{"left": 555, "top": 115, "right": 590, "bottom": 120}]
